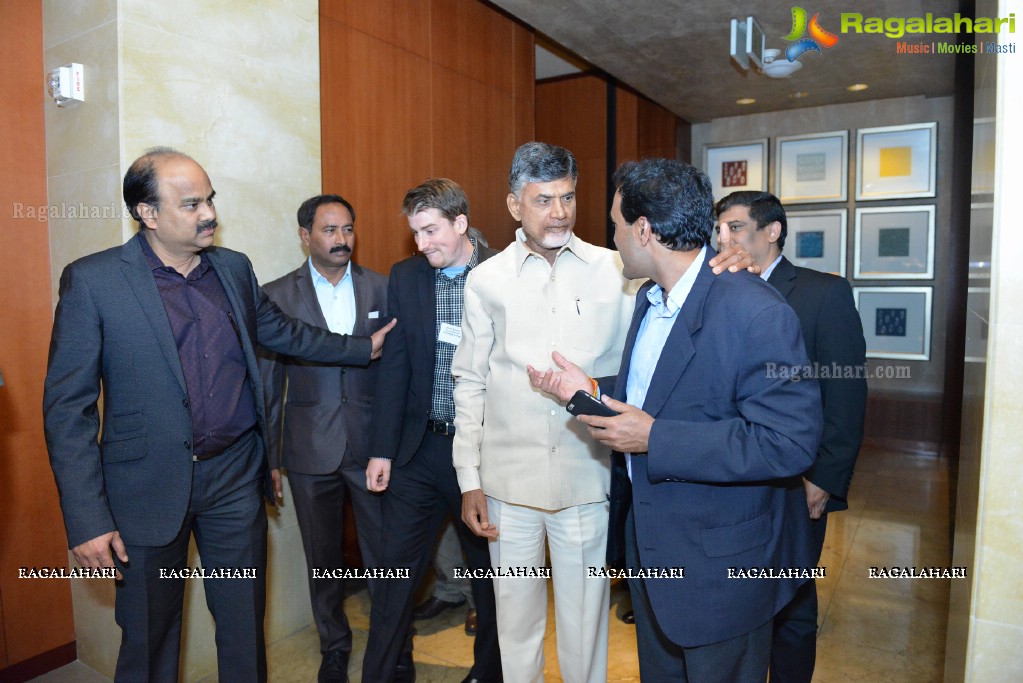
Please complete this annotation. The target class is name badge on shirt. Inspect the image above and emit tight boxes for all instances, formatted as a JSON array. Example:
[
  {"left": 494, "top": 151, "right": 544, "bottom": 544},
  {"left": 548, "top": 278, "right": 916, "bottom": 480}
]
[
  {"left": 368, "top": 311, "right": 380, "bottom": 319},
  {"left": 438, "top": 322, "right": 462, "bottom": 346}
]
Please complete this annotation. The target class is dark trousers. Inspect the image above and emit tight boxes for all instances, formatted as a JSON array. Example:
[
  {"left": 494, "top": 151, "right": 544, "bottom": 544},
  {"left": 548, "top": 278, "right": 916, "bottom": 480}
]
[
  {"left": 288, "top": 451, "right": 383, "bottom": 654},
  {"left": 625, "top": 508, "right": 772, "bottom": 683},
  {"left": 114, "top": 430, "right": 267, "bottom": 683},
  {"left": 769, "top": 512, "right": 829, "bottom": 683},
  {"left": 362, "top": 431, "right": 501, "bottom": 682}
]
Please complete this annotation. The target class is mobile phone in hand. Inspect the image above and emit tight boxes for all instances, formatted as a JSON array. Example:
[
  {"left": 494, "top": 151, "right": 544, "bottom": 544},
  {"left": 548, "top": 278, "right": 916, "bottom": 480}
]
[{"left": 566, "top": 390, "right": 619, "bottom": 418}]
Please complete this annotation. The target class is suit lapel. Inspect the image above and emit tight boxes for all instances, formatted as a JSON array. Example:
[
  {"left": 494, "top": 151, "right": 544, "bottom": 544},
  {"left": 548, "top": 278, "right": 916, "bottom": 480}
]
[
  {"left": 638, "top": 257, "right": 715, "bottom": 417},
  {"left": 613, "top": 281, "right": 653, "bottom": 401},
  {"left": 350, "top": 264, "right": 370, "bottom": 335},
  {"left": 767, "top": 256, "right": 796, "bottom": 299},
  {"left": 416, "top": 257, "right": 437, "bottom": 347},
  {"left": 295, "top": 263, "right": 330, "bottom": 330},
  {"left": 205, "top": 250, "right": 260, "bottom": 371},
  {"left": 120, "top": 236, "right": 187, "bottom": 394}
]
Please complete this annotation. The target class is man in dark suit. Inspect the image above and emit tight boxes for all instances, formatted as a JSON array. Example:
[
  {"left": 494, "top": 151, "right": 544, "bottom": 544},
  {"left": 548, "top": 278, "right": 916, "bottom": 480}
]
[
  {"left": 716, "top": 190, "right": 868, "bottom": 683},
  {"left": 529, "top": 158, "right": 822, "bottom": 682},
  {"left": 42, "top": 148, "right": 394, "bottom": 683},
  {"left": 362, "top": 178, "right": 501, "bottom": 683},
  {"left": 258, "top": 194, "right": 389, "bottom": 682}
]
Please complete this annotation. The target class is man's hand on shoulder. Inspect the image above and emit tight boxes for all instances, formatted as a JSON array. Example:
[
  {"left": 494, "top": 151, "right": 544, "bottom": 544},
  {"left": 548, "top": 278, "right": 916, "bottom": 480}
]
[
  {"left": 370, "top": 318, "right": 398, "bottom": 360},
  {"left": 461, "top": 489, "right": 498, "bottom": 540},
  {"left": 72, "top": 530, "right": 128, "bottom": 580},
  {"left": 366, "top": 457, "right": 392, "bottom": 492},
  {"left": 710, "top": 223, "right": 760, "bottom": 274}
]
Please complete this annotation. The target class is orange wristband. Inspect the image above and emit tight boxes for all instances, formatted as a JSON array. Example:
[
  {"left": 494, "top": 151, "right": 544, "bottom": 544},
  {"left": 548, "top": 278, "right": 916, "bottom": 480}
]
[{"left": 590, "top": 377, "right": 599, "bottom": 396}]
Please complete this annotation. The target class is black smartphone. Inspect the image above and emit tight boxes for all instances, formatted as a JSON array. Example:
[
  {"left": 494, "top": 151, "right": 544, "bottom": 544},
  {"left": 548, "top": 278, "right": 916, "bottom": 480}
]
[{"left": 566, "top": 390, "right": 619, "bottom": 418}]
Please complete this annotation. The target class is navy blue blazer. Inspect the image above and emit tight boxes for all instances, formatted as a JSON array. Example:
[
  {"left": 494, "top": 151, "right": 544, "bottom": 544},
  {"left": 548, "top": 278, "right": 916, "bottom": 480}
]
[
  {"left": 43, "top": 236, "right": 371, "bottom": 548},
  {"left": 609, "top": 248, "right": 823, "bottom": 648},
  {"left": 370, "top": 246, "right": 497, "bottom": 467}
]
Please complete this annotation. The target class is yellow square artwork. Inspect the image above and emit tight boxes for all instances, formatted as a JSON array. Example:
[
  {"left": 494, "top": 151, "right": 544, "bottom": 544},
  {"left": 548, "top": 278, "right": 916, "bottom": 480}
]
[{"left": 879, "top": 146, "right": 912, "bottom": 177}]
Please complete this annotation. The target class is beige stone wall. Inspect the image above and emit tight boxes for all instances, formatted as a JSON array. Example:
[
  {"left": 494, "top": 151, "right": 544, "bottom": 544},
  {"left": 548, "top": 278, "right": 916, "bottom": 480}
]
[{"left": 43, "top": 0, "right": 321, "bottom": 678}]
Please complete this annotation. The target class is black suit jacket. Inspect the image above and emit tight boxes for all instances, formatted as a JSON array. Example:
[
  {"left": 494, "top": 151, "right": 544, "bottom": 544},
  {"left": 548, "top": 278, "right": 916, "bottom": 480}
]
[
  {"left": 259, "top": 262, "right": 389, "bottom": 473},
  {"left": 371, "top": 246, "right": 497, "bottom": 465},
  {"left": 43, "top": 236, "right": 371, "bottom": 548},
  {"left": 768, "top": 256, "right": 867, "bottom": 512}
]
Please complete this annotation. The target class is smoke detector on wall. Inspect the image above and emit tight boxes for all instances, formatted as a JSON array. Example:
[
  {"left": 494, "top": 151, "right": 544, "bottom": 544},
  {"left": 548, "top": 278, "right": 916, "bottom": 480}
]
[{"left": 761, "top": 49, "right": 802, "bottom": 78}]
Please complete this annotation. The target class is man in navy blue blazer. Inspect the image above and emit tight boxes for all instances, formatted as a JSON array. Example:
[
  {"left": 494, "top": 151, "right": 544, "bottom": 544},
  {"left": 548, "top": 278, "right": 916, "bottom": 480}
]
[{"left": 529, "top": 158, "right": 822, "bottom": 682}]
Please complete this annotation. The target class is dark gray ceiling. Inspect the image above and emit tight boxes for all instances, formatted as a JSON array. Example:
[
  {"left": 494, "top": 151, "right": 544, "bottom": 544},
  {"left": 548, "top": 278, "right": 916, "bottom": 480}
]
[{"left": 494, "top": 0, "right": 959, "bottom": 122}]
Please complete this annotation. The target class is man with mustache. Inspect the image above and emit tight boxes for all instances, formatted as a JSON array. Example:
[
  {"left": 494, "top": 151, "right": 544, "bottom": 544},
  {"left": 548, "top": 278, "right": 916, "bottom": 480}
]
[
  {"left": 43, "top": 148, "right": 395, "bottom": 682},
  {"left": 258, "top": 194, "right": 390, "bottom": 682}
]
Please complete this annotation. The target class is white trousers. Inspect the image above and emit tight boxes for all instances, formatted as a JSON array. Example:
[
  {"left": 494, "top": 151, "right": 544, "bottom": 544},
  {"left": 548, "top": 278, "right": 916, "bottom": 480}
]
[{"left": 486, "top": 497, "right": 610, "bottom": 683}]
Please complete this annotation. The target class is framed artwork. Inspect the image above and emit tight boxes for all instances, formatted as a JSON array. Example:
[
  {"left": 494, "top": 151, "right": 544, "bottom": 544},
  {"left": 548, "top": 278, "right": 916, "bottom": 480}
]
[
  {"left": 854, "top": 286, "right": 932, "bottom": 360},
  {"left": 787, "top": 209, "right": 847, "bottom": 276},
  {"left": 972, "top": 117, "right": 995, "bottom": 195},
  {"left": 854, "top": 206, "right": 935, "bottom": 280},
  {"left": 775, "top": 130, "right": 848, "bottom": 203},
  {"left": 703, "top": 139, "right": 768, "bottom": 201},
  {"left": 856, "top": 122, "right": 937, "bottom": 200},
  {"left": 964, "top": 287, "right": 990, "bottom": 363},
  {"left": 969, "top": 202, "right": 993, "bottom": 280}
]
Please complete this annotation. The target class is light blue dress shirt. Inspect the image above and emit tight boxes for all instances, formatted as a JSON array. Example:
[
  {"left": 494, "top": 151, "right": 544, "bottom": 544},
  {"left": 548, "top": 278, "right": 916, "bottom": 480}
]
[
  {"left": 624, "top": 246, "right": 706, "bottom": 479},
  {"left": 760, "top": 253, "right": 783, "bottom": 281},
  {"left": 309, "top": 257, "right": 355, "bottom": 335}
]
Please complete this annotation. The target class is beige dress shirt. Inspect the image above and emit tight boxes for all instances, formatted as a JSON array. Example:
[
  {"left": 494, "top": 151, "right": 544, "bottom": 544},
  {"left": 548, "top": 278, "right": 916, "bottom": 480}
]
[{"left": 452, "top": 228, "right": 640, "bottom": 510}]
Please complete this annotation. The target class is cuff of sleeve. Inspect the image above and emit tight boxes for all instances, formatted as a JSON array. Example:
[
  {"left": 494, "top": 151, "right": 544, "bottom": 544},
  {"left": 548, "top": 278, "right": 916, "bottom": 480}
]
[{"left": 456, "top": 467, "right": 482, "bottom": 494}]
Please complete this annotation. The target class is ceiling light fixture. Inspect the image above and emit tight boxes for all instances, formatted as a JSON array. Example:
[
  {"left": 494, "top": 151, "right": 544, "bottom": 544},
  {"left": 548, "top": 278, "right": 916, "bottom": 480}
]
[
  {"left": 789, "top": 91, "right": 809, "bottom": 99},
  {"left": 761, "top": 48, "right": 802, "bottom": 78},
  {"left": 737, "top": 97, "right": 756, "bottom": 105},
  {"left": 847, "top": 83, "right": 869, "bottom": 91}
]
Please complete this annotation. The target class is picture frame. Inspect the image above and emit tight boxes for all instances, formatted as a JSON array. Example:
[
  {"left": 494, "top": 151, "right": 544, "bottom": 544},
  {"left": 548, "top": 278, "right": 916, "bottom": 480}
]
[
  {"left": 854, "top": 286, "right": 932, "bottom": 361},
  {"left": 969, "top": 202, "right": 993, "bottom": 281},
  {"left": 787, "top": 209, "right": 847, "bottom": 276},
  {"left": 854, "top": 206, "right": 935, "bottom": 280},
  {"left": 775, "top": 130, "right": 848, "bottom": 204},
  {"left": 856, "top": 122, "right": 937, "bottom": 200},
  {"left": 964, "top": 286, "right": 990, "bottom": 363},
  {"left": 703, "top": 138, "right": 768, "bottom": 201}
]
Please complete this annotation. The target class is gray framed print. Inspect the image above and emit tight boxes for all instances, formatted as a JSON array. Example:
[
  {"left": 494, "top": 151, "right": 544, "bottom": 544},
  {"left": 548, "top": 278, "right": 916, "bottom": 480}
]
[
  {"left": 969, "top": 202, "right": 993, "bottom": 281},
  {"left": 787, "top": 209, "right": 847, "bottom": 276},
  {"left": 964, "top": 287, "right": 990, "bottom": 363},
  {"left": 775, "top": 131, "right": 848, "bottom": 204},
  {"left": 854, "top": 286, "right": 932, "bottom": 361},
  {"left": 856, "top": 122, "right": 937, "bottom": 200},
  {"left": 854, "top": 206, "right": 935, "bottom": 280},
  {"left": 703, "top": 139, "right": 768, "bottom": 201}
]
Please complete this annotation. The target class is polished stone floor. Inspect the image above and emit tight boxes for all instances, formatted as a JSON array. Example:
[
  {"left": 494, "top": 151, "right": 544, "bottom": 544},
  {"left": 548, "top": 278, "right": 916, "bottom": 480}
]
[{"left": 33, "top": 445, "right": 951, "bottom": 682}]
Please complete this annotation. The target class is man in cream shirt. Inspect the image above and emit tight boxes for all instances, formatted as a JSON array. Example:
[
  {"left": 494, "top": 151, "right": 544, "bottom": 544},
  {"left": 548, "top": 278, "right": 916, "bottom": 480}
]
[{"left": 452, "top": 141, "right": 632, "bottom": 682}]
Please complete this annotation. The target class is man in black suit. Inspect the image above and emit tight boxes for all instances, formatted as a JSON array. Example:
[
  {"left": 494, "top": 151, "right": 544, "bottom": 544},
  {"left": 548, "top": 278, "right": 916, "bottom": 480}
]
[
  {"left": 716, "top": 190, "right": 868, "bottom": 683},
  {"left": 361, "top": 178, "right": 501, "bottom": 683},
  {"left": 259, "top": 194, "right": 389, "bottom": 682},
  {"left": 42, "top": 148, "right": 394, "bottom": 682}
]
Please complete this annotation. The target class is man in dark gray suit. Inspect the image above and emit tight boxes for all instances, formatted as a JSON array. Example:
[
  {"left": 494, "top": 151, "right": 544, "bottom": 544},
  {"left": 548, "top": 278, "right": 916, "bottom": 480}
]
[
  {"left": 42, "top": 148, "right": 394, "bottom": 683},
  {"left": 716, "top": 190, "right": 867, "bottom": 683},
  {"left": 259, "top": 193, "right": 389, "bottom": 683}
]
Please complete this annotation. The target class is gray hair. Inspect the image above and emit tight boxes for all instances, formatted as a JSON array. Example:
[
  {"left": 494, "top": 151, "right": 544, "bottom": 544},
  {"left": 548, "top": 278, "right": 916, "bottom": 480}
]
[{"left": 508, "top": 142, "right": 578, "bottom": 197}]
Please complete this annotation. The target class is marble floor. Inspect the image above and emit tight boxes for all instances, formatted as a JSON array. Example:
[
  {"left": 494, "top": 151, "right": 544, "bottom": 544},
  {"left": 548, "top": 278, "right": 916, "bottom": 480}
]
[{"left": 32, "top": 445, "right": 951, "bottom": 682}]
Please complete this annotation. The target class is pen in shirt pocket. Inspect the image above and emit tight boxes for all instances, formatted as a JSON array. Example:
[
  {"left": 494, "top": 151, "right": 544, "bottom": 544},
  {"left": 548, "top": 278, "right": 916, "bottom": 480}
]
[{"left": 575, "top": 297, "right": 581, "bottom": 315}]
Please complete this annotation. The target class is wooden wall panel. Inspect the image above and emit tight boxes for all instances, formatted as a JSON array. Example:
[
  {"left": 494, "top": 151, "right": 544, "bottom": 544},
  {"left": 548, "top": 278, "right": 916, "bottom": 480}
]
[
  {"left": 320, "top": 16, "right": 434, "bottom": 273},
  {"left": 536, "top": 75, "right": 607, "bottom": 247},
  {"left": 616, "top": 88, "right": 639, "bottom": 164},
  {"left": 320, "top": 0, "right": 534, "bottom": 270},
  {"left": 638, "top": 96, "right": 678, "bottom": 160},
  {"left": 0, "top": 0, "right": 75, "bottom": 670}
]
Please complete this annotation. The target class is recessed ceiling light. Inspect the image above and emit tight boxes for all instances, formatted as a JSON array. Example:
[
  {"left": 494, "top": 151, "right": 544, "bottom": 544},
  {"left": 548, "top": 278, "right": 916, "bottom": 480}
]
[
  {"left": 736, "top": 97, "right": 756, "bottom": 105},
  {"left": 789, "top": 91, "right": 809, "bottom": 99},
  {"left": 846, "top": 83, "right": 869, "bottom": 92}
]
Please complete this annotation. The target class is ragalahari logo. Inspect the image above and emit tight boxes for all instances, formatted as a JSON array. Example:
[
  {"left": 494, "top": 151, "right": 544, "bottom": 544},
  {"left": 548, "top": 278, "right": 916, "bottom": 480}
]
[{"left": 784, "top": 7, "right": 840, "bottom": 61}]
